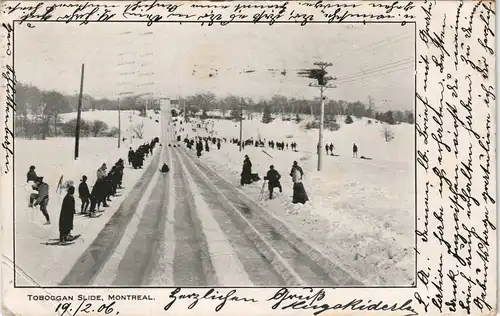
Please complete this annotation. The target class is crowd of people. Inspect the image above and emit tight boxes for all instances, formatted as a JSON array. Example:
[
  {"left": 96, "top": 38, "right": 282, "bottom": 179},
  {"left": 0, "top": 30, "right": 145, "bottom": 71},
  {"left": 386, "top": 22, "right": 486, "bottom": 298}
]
[
  {"left": 183, "top": 135, "right": 224, "bottom": 157},
  {"left": 226, "top": 137, "right": 299, "bottom": 152},
  {"left": 178, "top": 119, "right": 309, "bottom": 205},
  {"left": 26, "top": 137, "right": 160, "bottom": 244},
  {"left": 128, "top": 137, "right": 159, "bottom": 169}
]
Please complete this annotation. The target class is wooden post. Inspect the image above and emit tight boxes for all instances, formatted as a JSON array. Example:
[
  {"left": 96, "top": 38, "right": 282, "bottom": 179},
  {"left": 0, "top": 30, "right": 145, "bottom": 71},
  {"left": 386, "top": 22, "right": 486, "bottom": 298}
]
[
  {"left": 75, "top": 63, "right": 85, "bottom": 160},
  {"left": 318, "top": 86, "right": 324, "bottom": 171},
  {"left": 239, "top": 98, "right": 243, "bottom": 152},
  {"left": 118, "top": 98, "right": 121, "bottom": 149}
]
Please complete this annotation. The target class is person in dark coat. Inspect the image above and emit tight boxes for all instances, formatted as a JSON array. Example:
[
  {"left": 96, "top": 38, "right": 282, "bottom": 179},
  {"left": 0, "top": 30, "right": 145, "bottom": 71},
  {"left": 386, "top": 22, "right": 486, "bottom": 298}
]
[
  {"left": 89, "top": 178, "right": 109, "bottom": 216},
  {"left": 290, "top": 162, "right": 308, "bottom": 204},
  {"left": 217, "top": 140, "right": 221, "bottom": 150},
  {"left": 128, "top": 148, "right": 134, "bottom": 165},
  {"left": 353, "top": 143, "right": 358, "bottom": 158},
  {"left": 33, "top": 177, "right": 50, "bottom": 224},
  {"left": 28, "top": 166, "right": 39, "bottom": 207},
  {"left": 240, "top": 155, "right": 252, "bottom": 185},
  {"left": 205, "top": 140, "right": 210, "bottom": 152},
  {"left": 325, "top": 144, "right": 329, "bottom": 155},
  {"left": 78, "top": 175, "right": 90, "bottom": 214},
  {"left": 59, "top": 186, "right": 76, "bottom": 243},
  {"left": 329, "top": 143, "right": 334, "bottom": 155},
  {"left": 27, "top": 166, "right": 38, "bottom": 183},
  {"left": 196, "top": 140, "right": 203, "bottom": 157},
  {"left": 110, "top": 165, "right": 121, "bottom": 195},
  {"left": 115, "top": 159, "right": 124, "bottom": 189},
  {"left": 160, "top": 163, "right": 170, "bottom": 173},
  {"left": 264, "top": 165, "right": 282, "bottom": 200}
]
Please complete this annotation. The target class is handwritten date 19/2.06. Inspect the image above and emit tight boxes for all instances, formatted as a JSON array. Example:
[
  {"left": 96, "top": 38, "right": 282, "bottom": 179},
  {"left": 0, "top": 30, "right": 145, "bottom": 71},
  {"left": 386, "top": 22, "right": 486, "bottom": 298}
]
[{"left": 55, "top": 300, "right": 118, "bottom": 316}]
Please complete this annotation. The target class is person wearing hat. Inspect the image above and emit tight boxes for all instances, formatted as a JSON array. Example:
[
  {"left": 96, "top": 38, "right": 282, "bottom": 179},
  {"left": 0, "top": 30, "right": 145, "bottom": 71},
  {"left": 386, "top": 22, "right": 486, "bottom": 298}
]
[
  {"left": 59, "top": 186, "right": 76, "bottom": 243},
  {"left": 27, "top": 166, "right": 39, "bottom": 207},
  {"left": 240, "top": 155, "right": 253, "bottom": 186},
  {"left": 97, "top": 163, "right": 107, "bottom": 179},
  {"left": 78, "top": 175, "right": 90, "bottom": 214},
  {"left": 264, "top": 165, "right": 282, "bottom": 200},
  {"left": 290, "top": 161, "right": 308, "bottom": 204},
  {"left": 27, "top": 165, "right": 38, "bottom": 183},
  {"left": 33, "top": 177, "right": 50, "bottom": 224},
  {"left": 160, "top": 163, "right": 170, "bottom": 173}
]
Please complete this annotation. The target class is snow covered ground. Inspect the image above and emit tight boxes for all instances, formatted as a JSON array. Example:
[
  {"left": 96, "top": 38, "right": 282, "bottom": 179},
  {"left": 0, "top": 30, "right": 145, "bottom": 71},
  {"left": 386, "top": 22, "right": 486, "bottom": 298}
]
[
  {"left": 177, "top": 115, "right": 415, "bottom": 286},
  {"left": 14, "top": 110, "right": 160, "bottom": 286},
  {"left": 13, "top": 108, "right": 415, "bottom": 286}
]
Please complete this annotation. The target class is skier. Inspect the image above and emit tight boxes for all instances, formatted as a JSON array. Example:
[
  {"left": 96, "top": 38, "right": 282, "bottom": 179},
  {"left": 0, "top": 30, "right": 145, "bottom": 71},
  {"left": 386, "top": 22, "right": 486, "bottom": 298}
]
[
  {"left": 264, "top": 165, "right": 282, "bottom": 200},
  {"left": 325, "top": 144, "right": 329, "bottom": 155},
  {"left": 217, "top": 140, "right": 221, "bottom": 150},
  {"left": 33, "top": 177, "right": 50, "bottom": 224},
  {"left": 329, "top": 143, "right": 334, "bottom": 155},
  {"left": 59, "top": 186, "right": 76, "bottom": 243},
  {"left": 353, "top": 143, "right": 358, "bottom": 158},
  {"left": 78, "top": 175, "right": 90, "bottom": 215}
]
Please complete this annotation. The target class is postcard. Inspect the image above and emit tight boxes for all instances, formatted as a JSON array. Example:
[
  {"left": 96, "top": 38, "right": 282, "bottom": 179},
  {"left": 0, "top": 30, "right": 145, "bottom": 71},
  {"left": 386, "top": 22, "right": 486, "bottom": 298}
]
[{"left": 0, "top": 1, "right": 496, "bottom": 315}]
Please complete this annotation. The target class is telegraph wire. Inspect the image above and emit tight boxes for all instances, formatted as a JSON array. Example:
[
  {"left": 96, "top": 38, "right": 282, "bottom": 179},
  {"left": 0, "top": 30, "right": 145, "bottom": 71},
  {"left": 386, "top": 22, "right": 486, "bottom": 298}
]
[
  {"left": 335, "top": 58, "right": 414, "bottom": 81},
  {"left": 335, "top": 65, "right": 413, "bottom": 85}
]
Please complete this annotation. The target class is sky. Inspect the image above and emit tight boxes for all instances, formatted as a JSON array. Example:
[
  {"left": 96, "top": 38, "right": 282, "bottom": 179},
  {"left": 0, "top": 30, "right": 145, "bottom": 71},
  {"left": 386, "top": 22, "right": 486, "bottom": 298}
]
[{"left": 15, "top": 22, "right": 414, "bottom": 111}]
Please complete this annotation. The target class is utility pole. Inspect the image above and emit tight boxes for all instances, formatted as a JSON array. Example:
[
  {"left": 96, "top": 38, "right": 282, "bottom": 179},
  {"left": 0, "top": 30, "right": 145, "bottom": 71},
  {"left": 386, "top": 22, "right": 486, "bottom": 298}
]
[
  {"left": 117, "top": 98, "right": 121, "bottom": 149},
  {"left": 239, "top": 98, "right": 244, "bottom": 152},
  {"left": 74, "top": 63, "right": 85, "bottom": 160},
  {"left": 308, "top": 62, "right": 336, "bottom": 171}
]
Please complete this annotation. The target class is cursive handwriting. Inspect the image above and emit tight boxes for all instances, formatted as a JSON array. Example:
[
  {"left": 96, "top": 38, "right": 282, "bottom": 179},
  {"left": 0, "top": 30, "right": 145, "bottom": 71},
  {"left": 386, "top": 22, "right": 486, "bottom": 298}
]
[
  {"left": 268, "top": 288, "right": 418, "bottom": 316},
  {"left": 1, "top": 1, "right": 416, "bottom": 26},
  {"left": 164, "top": 288, "right": 257, "bottom": 312},
  {"left": 2, "top": 56, "right": 16, "bottom": 174},
  {"left": 415, "top": 1, "right": 496, "bottom": 315}
]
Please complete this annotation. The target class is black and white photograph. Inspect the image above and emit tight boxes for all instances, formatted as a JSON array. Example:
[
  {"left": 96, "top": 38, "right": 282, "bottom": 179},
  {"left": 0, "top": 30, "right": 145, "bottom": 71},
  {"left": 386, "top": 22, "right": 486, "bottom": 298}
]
[
  {"left": 1, "top": 1, "right": 498, "bottom": 316},
  {"left": 12, "top": 21, "right": 416, "bottom": 287}
]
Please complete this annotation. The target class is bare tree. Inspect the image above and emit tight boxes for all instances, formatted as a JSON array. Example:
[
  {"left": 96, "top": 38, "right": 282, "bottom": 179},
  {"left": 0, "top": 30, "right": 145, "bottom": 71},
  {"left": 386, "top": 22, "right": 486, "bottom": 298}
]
[
  {"left": 382, "top": 126, "right": 395, "bottom": 142},
  {"left": 132, "top": 122, "right": 145, "bottom": 139},
  {"left": 91, "top": 120, "right": 108, "bottom": 137}
]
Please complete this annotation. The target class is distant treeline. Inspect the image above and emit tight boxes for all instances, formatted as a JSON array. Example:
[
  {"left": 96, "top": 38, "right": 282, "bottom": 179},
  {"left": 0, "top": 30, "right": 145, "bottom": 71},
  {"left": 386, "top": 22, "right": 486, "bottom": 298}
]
[{"left": 14, "top": 83, "right": 414, "bottom": 138}]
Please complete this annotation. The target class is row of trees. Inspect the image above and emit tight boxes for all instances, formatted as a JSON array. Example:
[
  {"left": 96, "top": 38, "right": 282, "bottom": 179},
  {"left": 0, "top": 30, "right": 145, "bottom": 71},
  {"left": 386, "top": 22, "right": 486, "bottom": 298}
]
[
  {"left": 185, "top": 93, "right": 414, "bottom": 125},
  {"left": 15, "top": 116, "right": 118, "bottom": 139},
  {"left": 14, "top": 83, "right": 414, "bottom": 138}
]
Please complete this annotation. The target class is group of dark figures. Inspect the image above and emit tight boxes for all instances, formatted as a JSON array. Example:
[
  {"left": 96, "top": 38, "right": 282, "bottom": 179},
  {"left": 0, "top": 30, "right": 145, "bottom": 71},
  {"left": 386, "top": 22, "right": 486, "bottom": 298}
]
[
  {"left": 325, "top": 143, "right": 336, "bottom": 155},
  {"left": 240, "top": 155, "right": 309, "bottom": 204},
  {"left": 321, "top": 142, "right": 364, "bottom": 159},
  {"left": 26, "top": 137, "right": 159, "bottom": 244},
  {"left": 184, "top": 136, "right": 223, "bottom": 157},
  {"left": 128, "top": 137, "right": 160, "bottom": 169},
  {"left": 228, "top": 138, "right": 298, "bottom": 151}
]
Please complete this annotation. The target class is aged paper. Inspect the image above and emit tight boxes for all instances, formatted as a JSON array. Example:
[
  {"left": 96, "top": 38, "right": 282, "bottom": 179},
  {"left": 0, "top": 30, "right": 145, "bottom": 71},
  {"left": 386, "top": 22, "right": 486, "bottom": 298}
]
[{"left": 0, "top": 1, "right": 496, "bottom": 315}]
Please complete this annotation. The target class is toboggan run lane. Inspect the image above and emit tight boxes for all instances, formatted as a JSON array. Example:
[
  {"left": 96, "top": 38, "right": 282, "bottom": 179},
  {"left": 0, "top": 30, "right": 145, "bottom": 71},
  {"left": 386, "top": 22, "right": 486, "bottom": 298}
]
[{"left": 61, "top": 115, "right": 362, "bottom": 286}]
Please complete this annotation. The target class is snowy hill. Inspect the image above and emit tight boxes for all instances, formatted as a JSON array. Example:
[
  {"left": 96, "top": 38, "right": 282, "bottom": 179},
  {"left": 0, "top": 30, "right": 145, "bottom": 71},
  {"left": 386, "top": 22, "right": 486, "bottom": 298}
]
[{"left": 176, "top": 115, "right": 415, "bottom": 285}]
